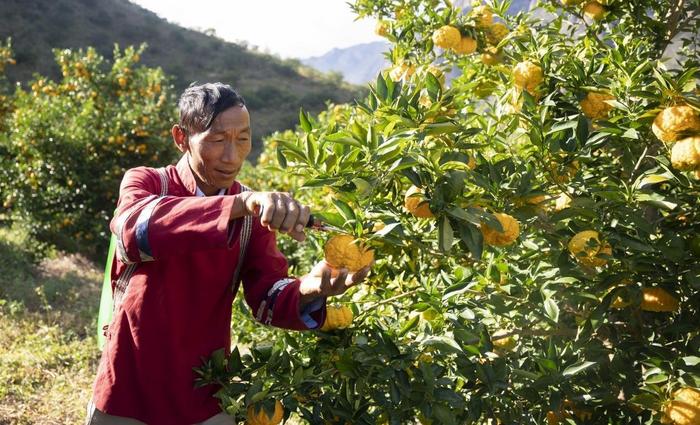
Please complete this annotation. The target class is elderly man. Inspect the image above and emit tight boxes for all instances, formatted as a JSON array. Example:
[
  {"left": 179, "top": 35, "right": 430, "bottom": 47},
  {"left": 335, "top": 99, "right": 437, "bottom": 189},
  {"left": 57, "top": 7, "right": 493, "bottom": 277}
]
[{"left": 87, "top": 83, "right": 369, "bottom": 425}]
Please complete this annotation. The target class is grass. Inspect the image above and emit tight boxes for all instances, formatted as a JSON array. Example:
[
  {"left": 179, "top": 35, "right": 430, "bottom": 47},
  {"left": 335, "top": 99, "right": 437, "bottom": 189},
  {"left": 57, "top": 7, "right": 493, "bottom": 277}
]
[{"left": 0, "top": 226, "right": 102, "bottom": 424}]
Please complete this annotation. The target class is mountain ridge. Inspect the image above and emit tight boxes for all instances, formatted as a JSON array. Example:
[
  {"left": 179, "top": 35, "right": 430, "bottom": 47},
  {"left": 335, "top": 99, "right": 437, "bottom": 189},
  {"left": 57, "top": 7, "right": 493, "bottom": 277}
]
[{"left": 0, "top": 0, "right": 365, "bottom": 156}]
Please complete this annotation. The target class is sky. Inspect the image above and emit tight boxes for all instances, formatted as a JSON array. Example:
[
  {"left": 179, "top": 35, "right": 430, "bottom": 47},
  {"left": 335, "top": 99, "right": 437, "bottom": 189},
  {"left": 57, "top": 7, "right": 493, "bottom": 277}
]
[{"left": 131, "top": 0, "right": 384, "bottom": 59}]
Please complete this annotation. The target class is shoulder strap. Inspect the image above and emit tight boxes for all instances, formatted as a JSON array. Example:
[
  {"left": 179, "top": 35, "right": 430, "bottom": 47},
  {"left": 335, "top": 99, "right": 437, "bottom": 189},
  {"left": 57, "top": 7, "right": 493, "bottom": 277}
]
[
  {"left": 231, "top": 183, "right": 254, "bottom": 290},
  {"left": 112, "top": 167, "right": 169, "bottom": 313}
]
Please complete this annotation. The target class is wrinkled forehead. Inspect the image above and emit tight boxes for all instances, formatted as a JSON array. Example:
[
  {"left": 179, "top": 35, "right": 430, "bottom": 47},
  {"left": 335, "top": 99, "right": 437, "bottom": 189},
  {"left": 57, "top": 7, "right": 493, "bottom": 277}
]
[{"left": 208, "top": 105, "right": 251, "bottom": 133}]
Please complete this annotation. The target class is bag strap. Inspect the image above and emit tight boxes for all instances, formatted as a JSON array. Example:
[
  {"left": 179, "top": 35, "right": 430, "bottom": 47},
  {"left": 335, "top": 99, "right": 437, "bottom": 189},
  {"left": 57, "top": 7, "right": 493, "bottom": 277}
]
[
  {"left": 112, "top": 167, "right": 169, "bottom": 313},
  {"left": 231, "top": 183, "right": 253, "bottom": 290}
]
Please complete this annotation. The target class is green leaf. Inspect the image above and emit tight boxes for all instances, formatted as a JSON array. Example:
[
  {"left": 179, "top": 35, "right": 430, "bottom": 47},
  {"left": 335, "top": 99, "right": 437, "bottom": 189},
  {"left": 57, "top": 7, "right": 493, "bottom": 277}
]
[
  {"left": 298, "top": 108, "right": 311, "bottom": 133},
  {"left": 636, "top": 173, "right": 672, "bottom": 188},
  {"left": 562, "top": 361, "right": 596, "bottom": 377},
  {"left": 544, "top": 298, "right": 559, "bottom": 323},
  {"left": 374, "top": 222, "right": 401, "bottom": 237},
  {"left": 376, "top": 73, "right": 388, "bottom": 101},
  {"left": 547, "top": 119, "right": 578, "bottom": 135},
  {"left": 424, "top": 121, "right": 459, "bottom": 135},
  {"left": 439, "top": 216, "right": 454, "bottom": 253},
  {"left": 443, "top": 279, "right": 473, "bottom": 301},
  {"left": 324, "top": 131, "right": 362, "bottom": 147},
  {"left": 398, "top": 314, "right": 420, "bottom": 336},
  {"left": 682, "top": 356, "right": 700, "bottom": 366},
  {"left": 422, "top": 336, "right": 463, "bottom": 355},
  {"left": 426, "top": 72, "right": 442, "bottom": 101},
  {"left": 228, "top": 346, "right": 243, "bottom": 375},
  {"left": 332, "top": 199, "right": 356, "bottom": 223},
  {"left": 645, "top": 373, "right": 668, "bottom": 384},
  {"left": 576, "top": 114, "right": 589, "bottom": 145}
]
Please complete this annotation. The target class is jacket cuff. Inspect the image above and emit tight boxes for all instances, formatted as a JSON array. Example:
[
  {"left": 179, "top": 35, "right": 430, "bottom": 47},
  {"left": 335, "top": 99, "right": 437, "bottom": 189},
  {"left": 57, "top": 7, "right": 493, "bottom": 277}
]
[
  {"left": 264, "top": 279, "right": 326, "bottom": 331},
  {"left": 300, "top": 297, "right": 327, "bottom": 329}
]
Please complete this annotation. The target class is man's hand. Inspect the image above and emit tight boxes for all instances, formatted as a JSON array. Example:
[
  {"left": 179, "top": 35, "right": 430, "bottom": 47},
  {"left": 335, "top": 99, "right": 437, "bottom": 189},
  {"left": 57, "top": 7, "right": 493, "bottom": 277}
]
[
  {"left": 239, "top": 191, "right": 311, "bottom": 241},
  {"left": 298, "top": 260, "right": 371, "bottom": 308}
]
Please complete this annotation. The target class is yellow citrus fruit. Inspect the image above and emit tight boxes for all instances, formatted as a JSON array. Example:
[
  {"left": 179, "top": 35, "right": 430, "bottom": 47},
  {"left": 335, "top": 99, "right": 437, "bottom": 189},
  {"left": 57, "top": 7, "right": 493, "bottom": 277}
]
[
  {"left": 641, "top": 287, "right": 679, "bottom": 312},
  {"left": 432, "top": 25, "right": 462, "bottom": 49},
  {"left": 583, "top": 1, "right": 606, "bottom": 20},
  {"left": 513, "top": 61, "right": 544, "bottom": 95},
  {"left": 481, "top": 213, "right": 520, "bottom": 247},
  {"left": 246, "top": 400, "right": 284, "bottom": 425},
  {"left": 324, "top": 234, "right": 374, "bottom": 272},
  {"left": 561, "top": 0, "right": 584, "bottom": 5},
  {"left": 467, "top": 155, "right": 477, "bottom": 170},
  {"left": 580, "top": 92, "right": 615, "bottom": 120},
  {"left": 486, "top": 22, "right": 509, "bottom": 45},
  {"left": 375, "top": 20, "right": 390, "bottom": 37},
  {"left": 481, "top": 47, "right": 501, "bottom": 65},
  {"left": 452, "top": 37, "right": 478, "bottom": 54},
  {"left": 491, "top": 329, "right": 517, "bottom": 351},
  {"left": 652, "top": 105, "right": 700, "bottom": 144},
  {"left": 472, "top": 5, "right": 494, "bottom": 27},
  {"left": 388, "top": 62, "right": 416, "bottom": 82},
  {"left": 320, "top": 305, "right": 354, "bottom": 331},
  {"left": 671, "top": 136, "right": 700, "bottom": 171},
  {"left": 404, "top": 185, "right": 434, "bottom": 218},
  {"left": 664, "top": 387, "right": 700, "bottom": 425},
  {"left": 568, "top": 230, "right": 612, "bottom": 267}
]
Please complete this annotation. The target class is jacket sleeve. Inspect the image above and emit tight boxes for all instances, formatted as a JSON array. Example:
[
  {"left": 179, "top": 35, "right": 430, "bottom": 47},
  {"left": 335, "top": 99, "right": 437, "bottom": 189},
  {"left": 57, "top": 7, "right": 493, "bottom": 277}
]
[
  {"left": 240, "top": 222, "right": 326, "bottom": 331},
  {"left": 110, "top": 167, "right": 239, "bottom": 264}
]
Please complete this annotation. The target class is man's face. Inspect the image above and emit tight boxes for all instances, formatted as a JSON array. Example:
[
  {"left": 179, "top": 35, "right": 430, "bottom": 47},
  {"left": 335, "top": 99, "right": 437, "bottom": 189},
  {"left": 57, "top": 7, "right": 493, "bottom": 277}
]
[{"left": 176, "top": 105, "right": 251, "bottom": 195}]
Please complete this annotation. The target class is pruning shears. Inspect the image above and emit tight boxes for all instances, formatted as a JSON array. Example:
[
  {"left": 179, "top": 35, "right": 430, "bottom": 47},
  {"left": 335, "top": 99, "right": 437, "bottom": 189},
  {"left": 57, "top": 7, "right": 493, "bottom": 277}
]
[{"left": 257, "top": 206, "right": 348, "bottom": 234}]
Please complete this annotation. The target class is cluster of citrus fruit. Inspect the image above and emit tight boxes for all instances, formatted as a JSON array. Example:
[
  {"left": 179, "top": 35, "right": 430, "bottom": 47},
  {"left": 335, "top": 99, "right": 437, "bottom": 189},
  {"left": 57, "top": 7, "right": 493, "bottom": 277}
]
[{"left": 652, "top": 105, "right": 700, "bottom": 177}]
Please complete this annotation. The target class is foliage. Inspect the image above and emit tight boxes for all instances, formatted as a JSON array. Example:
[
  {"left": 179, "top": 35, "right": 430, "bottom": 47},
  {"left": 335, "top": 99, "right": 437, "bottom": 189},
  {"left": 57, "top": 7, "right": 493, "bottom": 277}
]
[
  {"left": 0, "top": 44, "right": 178, "bottom": 258},
  {"left": 199, "top": 1, "right": 700, "bottom": 424}
]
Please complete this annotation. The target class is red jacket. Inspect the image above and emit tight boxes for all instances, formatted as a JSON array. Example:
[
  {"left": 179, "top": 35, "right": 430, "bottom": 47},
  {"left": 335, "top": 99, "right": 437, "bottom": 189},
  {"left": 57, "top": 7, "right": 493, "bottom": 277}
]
[{"left": 92, "top": 155, "right": 325, "bottom": 424}]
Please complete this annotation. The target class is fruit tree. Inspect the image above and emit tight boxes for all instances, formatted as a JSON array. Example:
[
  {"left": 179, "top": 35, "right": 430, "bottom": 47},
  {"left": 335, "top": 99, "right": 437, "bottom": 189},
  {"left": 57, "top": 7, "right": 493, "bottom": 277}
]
[{"left": 196, "top": 1, "right": 700, "bottom": 423}]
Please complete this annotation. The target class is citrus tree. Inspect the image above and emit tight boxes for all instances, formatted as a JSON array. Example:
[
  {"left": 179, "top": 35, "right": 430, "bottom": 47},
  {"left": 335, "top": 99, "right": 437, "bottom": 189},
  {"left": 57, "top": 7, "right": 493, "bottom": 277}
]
[
  {"left": 0, "top": 43, "right": 177, "bottom": 256},
  {"left": 197, "top": 1, "right": 700, "bottom": 423}
]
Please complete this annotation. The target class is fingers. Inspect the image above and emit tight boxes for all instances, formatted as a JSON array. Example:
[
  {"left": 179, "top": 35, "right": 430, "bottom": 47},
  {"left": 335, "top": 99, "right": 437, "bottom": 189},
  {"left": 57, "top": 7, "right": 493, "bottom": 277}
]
[
  {"left": 321, "top": 266, "right": 332, "bottom": 289},
  {"left": 255, "top": 192, "right": 310, "bottom": 237},
  {"left": 330, "top": 268, "right": 349, "bottom": 294},
  {"left": 350, "top": 265, "right": 371, "bottom": 284}
]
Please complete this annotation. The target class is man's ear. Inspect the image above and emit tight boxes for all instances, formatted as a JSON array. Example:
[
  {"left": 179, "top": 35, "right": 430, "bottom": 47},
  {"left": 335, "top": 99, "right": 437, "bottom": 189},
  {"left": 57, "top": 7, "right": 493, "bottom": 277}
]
[{"left": 172, "top": 125, "right": 188, "bottom": 153}]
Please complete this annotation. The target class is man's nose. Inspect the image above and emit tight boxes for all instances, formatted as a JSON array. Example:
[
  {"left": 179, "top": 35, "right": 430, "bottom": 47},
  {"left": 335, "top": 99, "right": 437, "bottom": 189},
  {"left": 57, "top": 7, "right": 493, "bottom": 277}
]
[{"left": 221, "top": 141, "right": 238, "bottom": 164}]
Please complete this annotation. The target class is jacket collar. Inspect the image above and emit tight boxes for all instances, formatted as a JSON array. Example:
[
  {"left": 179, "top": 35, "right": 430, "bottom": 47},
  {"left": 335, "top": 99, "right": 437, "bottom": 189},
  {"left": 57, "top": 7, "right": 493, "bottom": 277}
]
[{"left": 176, "top": 154, "right": 198, "bottom": 196}]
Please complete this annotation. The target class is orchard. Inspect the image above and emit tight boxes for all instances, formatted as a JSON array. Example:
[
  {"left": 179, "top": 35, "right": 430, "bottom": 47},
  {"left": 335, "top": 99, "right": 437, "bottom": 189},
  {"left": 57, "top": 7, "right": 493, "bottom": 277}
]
[
  {"left": 196, "top": 1, "right": 700, "bottom": 424},
  {"left": 0, "top": 41, "right": 177, "bottom": 256}
]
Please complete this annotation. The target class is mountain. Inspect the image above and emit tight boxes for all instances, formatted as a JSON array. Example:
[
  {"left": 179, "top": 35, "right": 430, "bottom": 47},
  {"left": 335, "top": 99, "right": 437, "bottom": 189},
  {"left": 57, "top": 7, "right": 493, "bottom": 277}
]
[
  {"left": 302, "top": 1, "right": 535, "bottom": 84},
  {"left": 302, "top": 41, "right": 391, "bottom": 85},
  {"left": 0, "top": 0, "right": 365, "bottom": 157}
]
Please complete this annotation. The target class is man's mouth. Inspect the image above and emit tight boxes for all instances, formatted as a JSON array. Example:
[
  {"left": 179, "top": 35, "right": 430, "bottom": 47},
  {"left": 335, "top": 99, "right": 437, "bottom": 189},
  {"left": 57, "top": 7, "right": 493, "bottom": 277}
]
[{"left": 216, "top": 169, "right": 237, "bottom": 178}]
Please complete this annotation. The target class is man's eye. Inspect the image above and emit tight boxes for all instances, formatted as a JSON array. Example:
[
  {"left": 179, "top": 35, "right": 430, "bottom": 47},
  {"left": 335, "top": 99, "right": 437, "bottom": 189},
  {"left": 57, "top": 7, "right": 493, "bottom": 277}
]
[{"left": 210, "top": 139, "right": 224, "bottom": 143}]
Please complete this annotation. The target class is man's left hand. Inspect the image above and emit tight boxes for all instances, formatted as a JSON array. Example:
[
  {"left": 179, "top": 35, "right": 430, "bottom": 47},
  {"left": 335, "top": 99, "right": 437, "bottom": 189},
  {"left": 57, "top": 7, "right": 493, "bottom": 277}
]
[{"left": 298, "top": 260, "right": 371, "bottom": 307}]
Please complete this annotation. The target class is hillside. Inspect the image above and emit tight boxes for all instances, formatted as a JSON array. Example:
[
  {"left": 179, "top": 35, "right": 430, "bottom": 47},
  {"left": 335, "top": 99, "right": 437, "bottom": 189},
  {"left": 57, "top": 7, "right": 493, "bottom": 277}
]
[
  {"left": 302, "top": 41, "right": 391, "bottom": 85},
  {"left": 300, "top": 0, "right": 535, "bottom": 84},
  {"left": 0, "top": 0, "right": 365, "bottom": 157}
]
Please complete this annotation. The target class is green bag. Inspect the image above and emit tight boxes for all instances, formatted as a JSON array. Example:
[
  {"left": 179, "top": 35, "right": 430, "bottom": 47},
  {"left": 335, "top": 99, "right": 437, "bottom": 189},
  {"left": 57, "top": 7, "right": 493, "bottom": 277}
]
[{"left": 97, "top": 233, "right": 116, "bottom": 351}]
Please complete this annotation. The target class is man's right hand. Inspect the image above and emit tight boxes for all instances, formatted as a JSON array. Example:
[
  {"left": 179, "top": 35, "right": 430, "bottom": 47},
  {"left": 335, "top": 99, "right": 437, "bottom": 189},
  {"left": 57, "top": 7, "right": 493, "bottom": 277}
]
[{"left": 237, "top": 191, "right": 311, "bottom": 241}]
